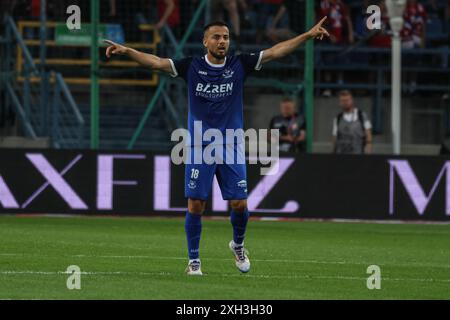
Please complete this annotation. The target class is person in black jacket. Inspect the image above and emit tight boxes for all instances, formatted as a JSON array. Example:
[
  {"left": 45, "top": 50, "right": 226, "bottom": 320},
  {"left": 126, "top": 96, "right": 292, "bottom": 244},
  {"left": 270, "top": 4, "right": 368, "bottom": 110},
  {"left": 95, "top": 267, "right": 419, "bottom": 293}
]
[{"left": 269, "top": 97, "right": 306, "bottom": 153}]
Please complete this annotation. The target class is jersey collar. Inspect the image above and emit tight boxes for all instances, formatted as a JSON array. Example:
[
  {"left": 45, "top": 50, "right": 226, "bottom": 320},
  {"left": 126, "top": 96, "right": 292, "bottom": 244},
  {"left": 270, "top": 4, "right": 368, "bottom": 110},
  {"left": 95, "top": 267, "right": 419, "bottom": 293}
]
[{"left": 204, "top": 54, "right": 226, "bottom": 68}]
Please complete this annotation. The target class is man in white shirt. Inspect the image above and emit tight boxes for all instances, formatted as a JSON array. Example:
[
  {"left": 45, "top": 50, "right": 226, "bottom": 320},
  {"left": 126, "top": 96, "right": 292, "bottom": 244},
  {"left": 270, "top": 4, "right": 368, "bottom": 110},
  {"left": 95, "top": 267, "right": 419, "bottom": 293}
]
[{"left": 332, "top": 90, "right": 373, "bottom": 154}]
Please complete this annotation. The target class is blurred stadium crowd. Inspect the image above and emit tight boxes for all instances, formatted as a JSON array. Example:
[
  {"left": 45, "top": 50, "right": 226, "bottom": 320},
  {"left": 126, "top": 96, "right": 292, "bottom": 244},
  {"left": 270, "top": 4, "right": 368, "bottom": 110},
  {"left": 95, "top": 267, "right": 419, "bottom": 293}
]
[{"left": 2, "top": 0, "right": 450, "bottom": 47}]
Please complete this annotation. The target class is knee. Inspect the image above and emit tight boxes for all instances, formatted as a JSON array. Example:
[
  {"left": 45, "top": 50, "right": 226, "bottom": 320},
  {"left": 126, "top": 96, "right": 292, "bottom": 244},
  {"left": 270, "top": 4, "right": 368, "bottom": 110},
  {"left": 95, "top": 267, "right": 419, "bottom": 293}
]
[
  {"left": 188, "top": 199, "right": 206, "bottom": 215},
  {"left": 230, "top": 200, "right": 247, "bottom": 214}
]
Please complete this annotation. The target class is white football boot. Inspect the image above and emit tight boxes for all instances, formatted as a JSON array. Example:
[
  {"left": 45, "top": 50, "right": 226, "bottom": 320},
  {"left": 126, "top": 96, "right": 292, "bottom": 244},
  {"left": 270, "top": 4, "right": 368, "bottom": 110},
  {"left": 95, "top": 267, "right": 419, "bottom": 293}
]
[
  {"left": 229, "top": 240, "right": 250, "bottom": 273},
  {"left": 185, "top": 259, "right": 203, "bottom": 276}
]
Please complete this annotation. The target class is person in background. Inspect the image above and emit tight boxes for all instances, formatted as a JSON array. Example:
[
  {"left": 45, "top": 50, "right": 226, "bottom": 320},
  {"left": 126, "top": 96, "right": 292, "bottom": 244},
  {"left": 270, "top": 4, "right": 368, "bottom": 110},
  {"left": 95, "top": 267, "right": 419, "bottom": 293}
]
[
  {"left": 400, "top": 0, "right": 428, "bottom": 93},
  {"left": 109, "top": 0, "right": 141, "bottom": 41},
  {"left": 317, "top": 0, "right": 354, "bottom": 97},
  {"left": 332, "top": 90, "right": 373, "bottom": 154},
  {"left": 317, "top": 0, "right": 354, "bottom": 45},
  {"left": 269, "top": 97, "right": 306, "bottom": 153},
  {"left": 368, "top": 0, "right": 392, "bottom": 48},
  {"left": 156, "top": 0, "right": 180, "bottom": 32},
  {"left": 212, "top": 0, "right": 248, "bottom": 51},
  {"left": 266, "top": 0, "right": 306, "bottom": 42},
  {"left": 255, "top": 0, "right": 284, "bottom": 43},
  {"left": 0, "top": 0, "right": 16, "bottom": 17},
  {"left": 401, "top": 0, "right": 427, "bottom": 49}
]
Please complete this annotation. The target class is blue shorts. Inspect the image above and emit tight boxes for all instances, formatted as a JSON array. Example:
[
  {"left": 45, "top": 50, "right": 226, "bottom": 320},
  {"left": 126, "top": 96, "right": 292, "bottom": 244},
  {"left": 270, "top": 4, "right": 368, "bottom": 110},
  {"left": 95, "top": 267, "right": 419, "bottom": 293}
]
[{"left": 184, "top": 145, "right": 248, "bottom": 201}]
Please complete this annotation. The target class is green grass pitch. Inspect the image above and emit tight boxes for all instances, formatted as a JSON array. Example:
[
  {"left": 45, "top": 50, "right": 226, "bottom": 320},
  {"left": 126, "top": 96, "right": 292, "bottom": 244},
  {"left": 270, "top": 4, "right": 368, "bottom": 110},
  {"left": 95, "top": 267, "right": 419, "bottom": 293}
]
[{"left": 0, "top": 215, "right": 449, "bottom": 299}]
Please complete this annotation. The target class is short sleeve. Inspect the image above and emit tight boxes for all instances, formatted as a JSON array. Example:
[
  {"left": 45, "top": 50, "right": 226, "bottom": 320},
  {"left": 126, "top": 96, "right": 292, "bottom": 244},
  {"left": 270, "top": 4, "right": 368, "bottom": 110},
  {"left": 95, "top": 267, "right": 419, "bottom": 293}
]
[
  {"left": 269, "top": 117, "right": 275, "bottom": 129},
  {"left": 332, "top": 118, "right": 338, "bottom": 136},
  {"left": 238, "top": 51, "right": 264, "bottom": 77},
  {"left": 169, "top": 57, "right": 192, "bottom": 81},
  {"left": 362, "top": 114, "right": 372, "bottom": 130}
]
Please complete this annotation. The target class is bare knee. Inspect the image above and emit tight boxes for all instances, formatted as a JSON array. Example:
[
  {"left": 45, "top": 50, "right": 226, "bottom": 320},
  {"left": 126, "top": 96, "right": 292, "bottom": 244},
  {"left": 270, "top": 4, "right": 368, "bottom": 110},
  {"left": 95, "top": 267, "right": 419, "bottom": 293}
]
[
  {"left": 230, "top": 200, "right": 247, "bottom": 214},
  {"left": 188, "top": 199, "right": 206, "bottom": 215}
]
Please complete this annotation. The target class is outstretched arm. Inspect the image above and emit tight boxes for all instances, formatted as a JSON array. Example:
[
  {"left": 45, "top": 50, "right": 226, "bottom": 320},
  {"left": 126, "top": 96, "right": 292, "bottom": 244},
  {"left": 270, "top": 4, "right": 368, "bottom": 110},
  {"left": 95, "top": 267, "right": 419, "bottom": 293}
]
[
  {"left": 261, "top": 16, "right": 330, "bottom": 64},
  {"left": 104, "top": 40, "right": 174, "bottom": 75}
]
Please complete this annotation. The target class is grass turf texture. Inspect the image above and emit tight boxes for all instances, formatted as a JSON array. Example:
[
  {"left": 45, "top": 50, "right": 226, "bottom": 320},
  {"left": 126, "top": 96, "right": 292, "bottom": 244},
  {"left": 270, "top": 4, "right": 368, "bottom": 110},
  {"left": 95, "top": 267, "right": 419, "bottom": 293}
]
[{"left": 0, "top": 215, "right": 449, "bottom": 299}]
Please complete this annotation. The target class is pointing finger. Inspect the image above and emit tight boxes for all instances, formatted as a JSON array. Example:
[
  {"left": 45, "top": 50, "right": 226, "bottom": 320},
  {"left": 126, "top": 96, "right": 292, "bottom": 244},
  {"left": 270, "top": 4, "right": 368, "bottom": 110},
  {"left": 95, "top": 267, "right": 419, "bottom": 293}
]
[
  {"left": 104, "top": 39, "right": 116, "bottom": 46},
  {"left": 317, "top": 16, "right": 327, "bottom": 27}
]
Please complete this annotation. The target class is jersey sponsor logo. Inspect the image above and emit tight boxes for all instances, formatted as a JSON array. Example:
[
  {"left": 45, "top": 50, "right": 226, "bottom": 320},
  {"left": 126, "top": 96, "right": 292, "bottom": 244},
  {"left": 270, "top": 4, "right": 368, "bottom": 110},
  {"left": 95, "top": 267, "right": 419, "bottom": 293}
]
[
  {"left": 195, "top": 82, "right": 234, "bottom": 98},
  {"left": 222, "top": 68, "right": 234, "bottom": 79},
  {"left": 198, "top": 70, "right": 208, "bottom": 75}
]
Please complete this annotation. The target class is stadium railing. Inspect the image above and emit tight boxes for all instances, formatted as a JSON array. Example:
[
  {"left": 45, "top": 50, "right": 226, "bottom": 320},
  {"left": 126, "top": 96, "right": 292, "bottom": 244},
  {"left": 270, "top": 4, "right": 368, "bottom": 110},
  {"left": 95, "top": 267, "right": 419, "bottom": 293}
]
[
  {"left": 51, "top": 72, "right": 85, "bottom": 148},
  {"left": 2, "top": 15, "right": 85, "bottom": 148},
  {"left": 15, "top": 20, "right": 161, "bottom": 86}
]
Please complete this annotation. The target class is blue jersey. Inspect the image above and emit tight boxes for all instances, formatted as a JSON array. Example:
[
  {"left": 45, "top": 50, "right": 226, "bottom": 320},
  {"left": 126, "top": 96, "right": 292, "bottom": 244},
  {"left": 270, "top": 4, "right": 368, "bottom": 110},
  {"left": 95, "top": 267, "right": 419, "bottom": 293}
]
[{"left": 169, "top": 52, "right": 263, "bottom": 146}]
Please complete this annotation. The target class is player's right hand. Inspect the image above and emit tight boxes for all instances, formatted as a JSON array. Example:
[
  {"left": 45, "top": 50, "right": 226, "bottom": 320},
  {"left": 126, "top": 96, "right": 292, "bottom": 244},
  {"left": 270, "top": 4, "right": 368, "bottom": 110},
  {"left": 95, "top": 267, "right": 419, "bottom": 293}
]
[{"left": 104, "top": 39, "right": 128, "bottom": 58}]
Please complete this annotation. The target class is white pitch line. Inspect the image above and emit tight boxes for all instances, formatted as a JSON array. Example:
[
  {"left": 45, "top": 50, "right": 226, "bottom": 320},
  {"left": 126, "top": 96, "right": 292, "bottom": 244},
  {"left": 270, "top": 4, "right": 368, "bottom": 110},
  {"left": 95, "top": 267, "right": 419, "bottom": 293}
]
[
  {"left": 70, "top": 254, "right": 450, "bottom": 269},
  {"left": 0, "top": 270, "right": 449, "bottom": 283},
  {"left": 2, "top": 253, "right": 449, "bottom": 269},
  {"left": 0, "top": 270, "right": 173, "bottom": 276}
]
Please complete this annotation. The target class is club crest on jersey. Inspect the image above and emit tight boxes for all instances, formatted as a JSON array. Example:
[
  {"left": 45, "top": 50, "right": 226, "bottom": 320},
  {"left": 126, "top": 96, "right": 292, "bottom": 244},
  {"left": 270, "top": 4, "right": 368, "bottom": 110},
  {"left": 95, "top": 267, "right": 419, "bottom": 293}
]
[{"left": 223, "top": 68, "right": 234, "bottom": 79}]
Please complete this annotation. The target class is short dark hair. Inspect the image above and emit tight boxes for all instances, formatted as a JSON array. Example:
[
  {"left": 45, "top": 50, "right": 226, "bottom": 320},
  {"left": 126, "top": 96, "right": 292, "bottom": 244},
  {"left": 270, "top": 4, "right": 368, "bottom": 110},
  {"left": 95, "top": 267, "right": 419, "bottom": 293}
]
[
  {"left": 338, "top": 90, "right": 352, "bottom": 97},
  {"left": 281, "top": 97, "right": 294, "bottom": 103},
  {"left": 203, "top": 21, "right": 230, "bottom": 33}
]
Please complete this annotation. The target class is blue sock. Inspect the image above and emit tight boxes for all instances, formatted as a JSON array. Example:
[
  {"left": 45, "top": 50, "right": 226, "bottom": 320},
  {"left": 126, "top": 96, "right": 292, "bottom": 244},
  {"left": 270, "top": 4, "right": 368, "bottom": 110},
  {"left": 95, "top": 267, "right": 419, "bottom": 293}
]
[
  {"left": 185, "top": 212, "right": 202, "bottom": 260},
  {"left": 230, "top": 209, "right": 249, "bottom": 246}
]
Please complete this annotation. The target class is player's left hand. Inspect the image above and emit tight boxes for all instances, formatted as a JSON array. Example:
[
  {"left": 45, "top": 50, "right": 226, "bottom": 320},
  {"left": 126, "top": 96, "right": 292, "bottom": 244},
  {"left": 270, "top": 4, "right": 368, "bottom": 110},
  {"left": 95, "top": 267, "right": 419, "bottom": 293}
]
[{"left": 308, "top": 16, "right": 330, "bottom": 41}]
